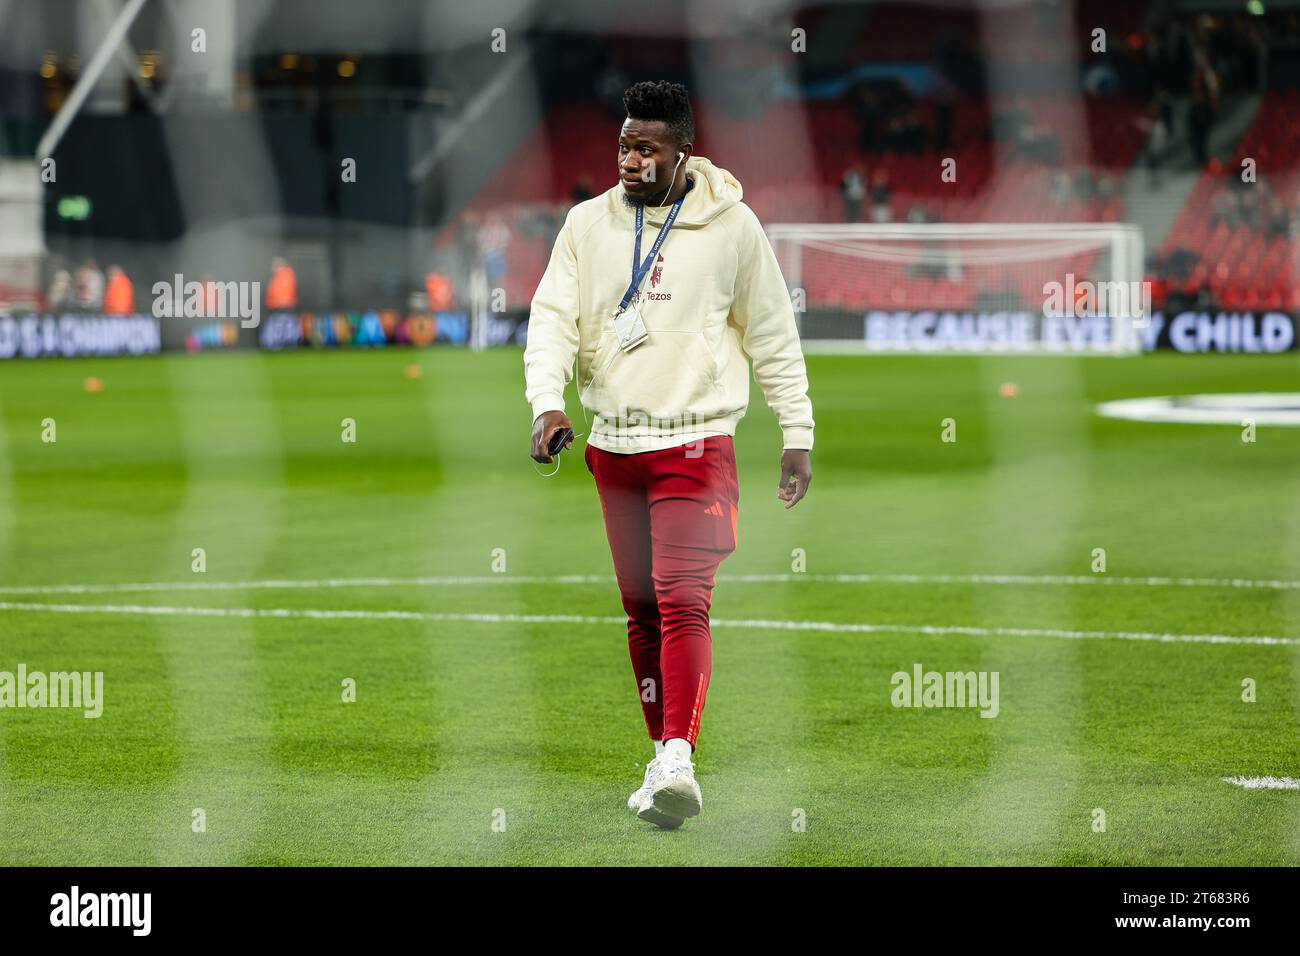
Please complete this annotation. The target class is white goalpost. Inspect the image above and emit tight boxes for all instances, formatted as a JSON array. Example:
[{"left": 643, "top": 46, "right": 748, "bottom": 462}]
[{"left": 766, "top": 222, "right": 1146, "bottom": 355}]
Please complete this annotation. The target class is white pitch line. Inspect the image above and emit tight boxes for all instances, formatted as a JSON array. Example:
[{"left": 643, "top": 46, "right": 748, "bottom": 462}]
[
  {"left": 0, "top": 600, "right": 1294, "bottom": 646},
  {"left": 0, "top": 601, "right": 628, "bottom": 625},
  {"left": 0, "top": 571, "right": 1297, "bottom": 596},
  {"left": 1222, "top": 776, "right": 1300, "bottom": 790}
]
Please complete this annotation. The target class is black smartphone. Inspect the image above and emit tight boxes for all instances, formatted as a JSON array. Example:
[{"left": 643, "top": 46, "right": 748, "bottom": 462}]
[{"left": 547, "top": 426, "right": 574, "bottom": 457}]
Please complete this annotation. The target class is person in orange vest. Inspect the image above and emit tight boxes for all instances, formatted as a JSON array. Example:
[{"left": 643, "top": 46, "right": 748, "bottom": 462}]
[
  {"left": 266, "top": 256, "right": 297, "bottom": 310},
  {"left": 102, "top": 265, "right": 134, "bottom": 314},
  {"left": 424, "top": 270, "right": 454, "bottom": 311},
  {"left": 200, "top": 274, "right": 219, "bottom": 316}
]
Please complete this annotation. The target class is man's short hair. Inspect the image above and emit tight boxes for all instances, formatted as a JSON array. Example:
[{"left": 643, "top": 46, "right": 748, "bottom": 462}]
[{"left": 623, "top": 80, "right": 694, "bottom": 147}]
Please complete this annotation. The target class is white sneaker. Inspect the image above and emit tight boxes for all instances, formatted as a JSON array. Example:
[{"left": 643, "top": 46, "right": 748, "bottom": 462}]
[
  {"left": 628, "top": 763, "right": 655, "bottom": 811},
  {"left": 635, "top": 754, "right": 702, "bottom": 828}
]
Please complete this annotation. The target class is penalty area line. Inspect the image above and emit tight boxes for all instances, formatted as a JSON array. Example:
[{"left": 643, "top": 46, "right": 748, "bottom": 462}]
[{"left": 0, "top": 601, "right": 1295, "bottom": 646}]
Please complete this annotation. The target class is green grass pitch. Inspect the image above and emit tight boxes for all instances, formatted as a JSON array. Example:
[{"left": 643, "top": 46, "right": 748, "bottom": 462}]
[{"left": 0, "top": 347, "right": 1297, "bottom": 865}]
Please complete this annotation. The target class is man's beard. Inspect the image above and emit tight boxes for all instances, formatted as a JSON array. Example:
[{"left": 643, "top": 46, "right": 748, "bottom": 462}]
[{"left": 620, "top": 182, "right": 673, "bottom": 210}]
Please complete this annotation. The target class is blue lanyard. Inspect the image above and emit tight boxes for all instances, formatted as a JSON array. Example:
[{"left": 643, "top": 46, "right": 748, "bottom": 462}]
[{"left": 619, "top": 181, "right": 690, "bottom": 314}]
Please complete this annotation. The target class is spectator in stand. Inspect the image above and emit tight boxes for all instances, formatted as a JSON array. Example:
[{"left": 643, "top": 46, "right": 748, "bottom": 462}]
[
  {"left": 571, "top": 174, "right": 593, "bottom": 206},
  {"left": 993, "top": 96, "right": 1060, "bottom": 165},
  {"left": 888, "top": 105, "right": 927, "bottom": 154},
  {"left": 1050, "top": 169, "right": 1072, "bottom": 204},
  {"left": 870, "top": 170, "right": 893, "bottom": 223},
  {"left": 46, "top": 267, "right": 73, "bottom": 312},
  {"left": 993, "top": 98, "right": 1031, "bottom": 145},
  {"left": 1073, "top": 168, "right": 1096, "bottom": 200},
  {"left": 103, "top": 265, "right": 134, "bottom": 315},
  {"left": 1019, "top": 119, "right": 1060, "bottom": 164},
  {"left": 266, "top": 256, "right": 297, "bottom": 311},
  {"left": 1210, "top": 185, "right": 1237, "bottom": 227},
  {"left": 477, "top": 213, "right": 510, "bottom": 290},
  {"left": 74, "top": 258, "right": 104, "bottom": 310},
  {"left": 599, "top": 66, "right": 630, "bottom": 119},
  {"left": 1137, "top": 95, "right": 1170, "bottom": 188},
  {"left": 1188, "top": 86, "right": 1213, "bottom": 167},
  {"left": 1267, "top": 197, "right": 1291, "bottom": 240},
  {"left": 933, "top": 90, "right": 953, "bottom": 153},
  {"left": 1187, "top": 42, "right": 1220, "bottom": 168},
  {"left": 1165, "top": 247, "right": 1197, "bottom": 282},
  {"left": 852, "top": 84, "right": 880, "bottom": 153},
  {"left": 425, "top": 270, "right": 454, "bottom": 311},
  {"left": 1234, "top": 180, "right": 1269, "bottom": 231},
  {"left": 841, "top": 166, "right": 865, "bottom": 222}
]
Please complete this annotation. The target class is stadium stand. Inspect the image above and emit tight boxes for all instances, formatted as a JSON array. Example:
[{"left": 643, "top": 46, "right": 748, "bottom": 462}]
[
  {"left": 1153, "top": 89, "right": 1300, "bottom": 311},
  {"left": 460, "top": 92, "right": 1148, "bottom": 311}
]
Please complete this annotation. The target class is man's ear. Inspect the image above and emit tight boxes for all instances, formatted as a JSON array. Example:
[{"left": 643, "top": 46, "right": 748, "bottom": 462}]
[{"left": 680, "top": 144, "right": 694, "bottom": 161}]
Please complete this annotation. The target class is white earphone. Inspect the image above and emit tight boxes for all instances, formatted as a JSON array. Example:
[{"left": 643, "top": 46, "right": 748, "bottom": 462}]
[{"left": 658, "top": 151, "right": 686, "bottom": 206}]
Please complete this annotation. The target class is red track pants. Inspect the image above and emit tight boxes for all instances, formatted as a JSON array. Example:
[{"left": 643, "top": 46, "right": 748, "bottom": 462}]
[{"left": 585, "top": 436, "right": 740, "bottom": 749}]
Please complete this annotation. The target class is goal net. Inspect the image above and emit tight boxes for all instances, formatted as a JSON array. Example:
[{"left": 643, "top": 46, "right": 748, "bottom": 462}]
[{"left": 766, "top": 222, "right": 1146, "bottom": 355}]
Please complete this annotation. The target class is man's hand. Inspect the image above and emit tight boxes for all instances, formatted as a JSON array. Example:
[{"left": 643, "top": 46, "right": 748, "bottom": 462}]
[
  {"left": 531, "top": 410, "right": 573, "bottom": 463},
  {"left": 777, "top": 449, "right": 812, "bottom": 509}
]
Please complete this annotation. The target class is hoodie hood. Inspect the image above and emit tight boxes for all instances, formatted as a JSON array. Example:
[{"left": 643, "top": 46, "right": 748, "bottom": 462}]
[{"left": 607, "top": 155, "right": 743, "bottom": 228}]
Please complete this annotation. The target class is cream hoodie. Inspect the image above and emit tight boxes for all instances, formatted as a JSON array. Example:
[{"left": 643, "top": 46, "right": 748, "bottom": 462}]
[{"left": 523, "top": 156, "right": 814, "bottom": 453}]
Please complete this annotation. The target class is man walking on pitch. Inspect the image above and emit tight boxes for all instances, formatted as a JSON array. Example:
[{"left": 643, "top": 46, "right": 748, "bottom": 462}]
[{"left": 524, "top": 81, "right": 814, "bottom": 828}]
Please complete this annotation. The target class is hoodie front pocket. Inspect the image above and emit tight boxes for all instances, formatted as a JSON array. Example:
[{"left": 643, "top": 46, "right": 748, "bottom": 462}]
[
  {"left": 582, "top": 332, "right": 619, "bottom": 392},
  {"left": 582, "top": 330, "right": 724, "bottom": 423}
]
